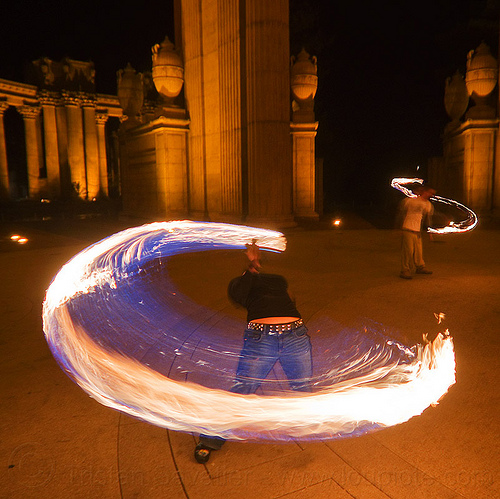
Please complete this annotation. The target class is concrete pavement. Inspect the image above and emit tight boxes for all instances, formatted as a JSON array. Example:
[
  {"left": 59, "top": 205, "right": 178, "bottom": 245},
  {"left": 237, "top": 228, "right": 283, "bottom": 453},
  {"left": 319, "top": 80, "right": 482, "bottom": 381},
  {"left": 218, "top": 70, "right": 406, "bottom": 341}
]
[{"left": 1, "top": 216, "right": 499, "bottom": 499}]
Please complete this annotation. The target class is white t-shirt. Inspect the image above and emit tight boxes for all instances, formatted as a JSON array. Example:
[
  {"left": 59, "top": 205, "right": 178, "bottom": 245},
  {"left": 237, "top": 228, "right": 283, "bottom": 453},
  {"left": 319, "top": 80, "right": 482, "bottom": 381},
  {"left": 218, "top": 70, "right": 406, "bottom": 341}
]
[{"left": 401, "top": 197, "right": 433, "bottom": 232}]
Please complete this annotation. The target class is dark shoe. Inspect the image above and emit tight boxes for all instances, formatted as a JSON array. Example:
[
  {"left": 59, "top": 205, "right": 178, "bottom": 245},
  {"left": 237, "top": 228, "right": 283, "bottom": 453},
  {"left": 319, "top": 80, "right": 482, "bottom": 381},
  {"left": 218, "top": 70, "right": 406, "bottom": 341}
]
[
  {"left": 416, "top": 267, "right": 432, "bottom": 275},
  {"left": 194, "top": 443, "right": 211, "bottom": 464},
  {"left": 399, "top": 272, "right": 412, "bottom": 279}
]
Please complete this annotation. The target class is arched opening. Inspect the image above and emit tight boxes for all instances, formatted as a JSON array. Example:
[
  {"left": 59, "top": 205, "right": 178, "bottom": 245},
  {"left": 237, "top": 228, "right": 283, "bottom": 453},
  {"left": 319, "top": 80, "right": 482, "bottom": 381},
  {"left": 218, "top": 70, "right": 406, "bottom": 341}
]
[{"left": 5, "top": 106, "right": 27, "bottom": 199}]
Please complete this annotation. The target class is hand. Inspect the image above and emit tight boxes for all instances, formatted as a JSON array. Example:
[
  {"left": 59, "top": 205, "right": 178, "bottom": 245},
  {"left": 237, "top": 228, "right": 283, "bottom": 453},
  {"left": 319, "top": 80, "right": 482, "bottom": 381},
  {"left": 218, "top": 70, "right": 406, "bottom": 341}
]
[{"left": 245, "top": 240, "right": 261, "bottom": 272}]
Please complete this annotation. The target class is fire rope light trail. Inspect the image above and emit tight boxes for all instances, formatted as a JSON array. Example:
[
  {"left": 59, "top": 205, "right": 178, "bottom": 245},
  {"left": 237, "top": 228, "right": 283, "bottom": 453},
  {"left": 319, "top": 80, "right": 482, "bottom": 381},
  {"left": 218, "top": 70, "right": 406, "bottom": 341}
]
[
  {"left": 391, "top": 177, "right": 478, "bottom": 233},
  {"left": 43, "top": 221, "right": 456, "bottom": 441}
]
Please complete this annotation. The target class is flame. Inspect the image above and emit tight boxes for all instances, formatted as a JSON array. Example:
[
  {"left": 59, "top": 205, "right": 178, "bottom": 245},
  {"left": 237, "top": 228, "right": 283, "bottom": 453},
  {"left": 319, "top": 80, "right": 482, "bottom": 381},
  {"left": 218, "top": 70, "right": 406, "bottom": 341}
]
[
  {"left": 11, "top": 234, "right": 28, "bottom": 244},
  {"left": 391, "top": 177, "right": 478, "bottom": 233},
  {"left": 43, "top": 221, "right": 456, "bottom": 441}
]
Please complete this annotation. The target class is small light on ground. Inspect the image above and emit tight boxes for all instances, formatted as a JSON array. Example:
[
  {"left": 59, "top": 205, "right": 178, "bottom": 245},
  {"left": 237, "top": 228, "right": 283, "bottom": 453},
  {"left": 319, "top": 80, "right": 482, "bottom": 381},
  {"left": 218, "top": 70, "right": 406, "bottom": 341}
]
[{"left": 10, "top": 234, "right": 29, "bottom": 244}]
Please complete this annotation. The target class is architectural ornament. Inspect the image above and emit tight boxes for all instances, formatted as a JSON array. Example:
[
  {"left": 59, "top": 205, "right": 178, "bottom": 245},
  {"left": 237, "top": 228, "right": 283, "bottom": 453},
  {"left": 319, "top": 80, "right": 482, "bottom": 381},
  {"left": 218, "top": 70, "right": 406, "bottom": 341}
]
[
  {"left": 18, "top": 104, "right": 41, "bottom": 119},
  {"left": 117, "top": 63, "right": 144, "bottom": 119},
  {"left": 152, "top": 36, "right": 184, "bottom": 103}
]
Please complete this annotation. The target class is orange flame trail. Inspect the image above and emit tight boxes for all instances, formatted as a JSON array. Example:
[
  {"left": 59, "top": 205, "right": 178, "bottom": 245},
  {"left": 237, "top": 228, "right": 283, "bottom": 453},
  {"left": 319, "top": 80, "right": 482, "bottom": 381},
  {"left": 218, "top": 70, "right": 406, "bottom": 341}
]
[
  {"left": 43, "top": 221, "right": 456, "bottom": 440},
  {"left": 391, "top": 177, "right": 478, "bottom": 233}
]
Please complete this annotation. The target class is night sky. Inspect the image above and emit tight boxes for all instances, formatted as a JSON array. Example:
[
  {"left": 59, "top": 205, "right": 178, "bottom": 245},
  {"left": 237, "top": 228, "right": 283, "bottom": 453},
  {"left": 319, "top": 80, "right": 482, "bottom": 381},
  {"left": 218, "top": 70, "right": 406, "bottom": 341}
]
[{"left": 1, "top": 0, "right": 498, "bottom": 212}]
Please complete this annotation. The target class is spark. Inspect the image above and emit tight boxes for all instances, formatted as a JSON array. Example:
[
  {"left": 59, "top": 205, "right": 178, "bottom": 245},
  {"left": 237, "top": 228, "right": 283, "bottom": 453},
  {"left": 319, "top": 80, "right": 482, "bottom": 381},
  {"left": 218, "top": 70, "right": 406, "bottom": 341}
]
[
  {"left": 391, "top": 177, "right": 478, "bottom": 233},
  {"left": 434, "top": 312, "right": 446, "bottom": 324},
  {"left": 42, "top": 221, "right": 456, "bottom": 441}
]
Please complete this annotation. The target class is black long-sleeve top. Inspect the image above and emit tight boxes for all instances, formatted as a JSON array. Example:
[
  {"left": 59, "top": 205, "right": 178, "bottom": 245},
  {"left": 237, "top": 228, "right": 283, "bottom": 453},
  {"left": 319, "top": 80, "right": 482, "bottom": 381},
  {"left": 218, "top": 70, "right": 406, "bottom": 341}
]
[{"left": 228, "top": 271, "right": 301, "bottom": 322}]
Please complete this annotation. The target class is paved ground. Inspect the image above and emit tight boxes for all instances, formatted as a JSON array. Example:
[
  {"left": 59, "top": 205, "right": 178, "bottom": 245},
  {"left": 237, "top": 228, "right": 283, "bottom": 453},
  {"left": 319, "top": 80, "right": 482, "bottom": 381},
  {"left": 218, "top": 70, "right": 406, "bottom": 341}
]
[{"left": 1, "top": 215, "right": 499, "bottom": 499}]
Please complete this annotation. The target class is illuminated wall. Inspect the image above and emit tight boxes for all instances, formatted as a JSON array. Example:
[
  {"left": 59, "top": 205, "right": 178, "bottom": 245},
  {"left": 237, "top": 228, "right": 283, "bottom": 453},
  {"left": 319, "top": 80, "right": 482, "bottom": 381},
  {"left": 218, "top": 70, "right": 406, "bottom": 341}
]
[
  {"left": 180, "top": 0, "right": 294, "bottom": 226},
  {"left": 431, "top": 43, "right": 500, "bottom": 215},
  {"left": 119, "top": 0, "right": 319, "bottom": 226},
  {"left": 0, "top": 58, "right": 122, "bottom": 201}
]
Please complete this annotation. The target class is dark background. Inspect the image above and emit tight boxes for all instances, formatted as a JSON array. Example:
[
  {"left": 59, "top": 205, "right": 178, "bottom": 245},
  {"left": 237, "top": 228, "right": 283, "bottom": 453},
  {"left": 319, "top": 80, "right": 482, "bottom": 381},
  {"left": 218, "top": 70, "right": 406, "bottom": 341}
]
[{"left": 0, "top": 0, "right": 498, "bottom": 214}]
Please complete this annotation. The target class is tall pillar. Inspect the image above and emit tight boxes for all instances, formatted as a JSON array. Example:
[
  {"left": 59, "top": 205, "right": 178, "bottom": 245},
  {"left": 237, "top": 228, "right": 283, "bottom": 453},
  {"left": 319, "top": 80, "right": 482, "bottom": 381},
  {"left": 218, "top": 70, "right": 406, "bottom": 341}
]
[
  {"left": 217, "top": 1, "right": 243, "bottom": 219},
  {"left": 39, "top": 91, "right": 60, "bottom": 198},
  {"left": 82, "top": 97, "right": 100, "bottom": 199},
  {"left": 496, "top": 21, "right": 500, "bottom": 212},
  {"left": 291, "top": 122, "right": 319, "bottom": 218},
  {"left": 55, "top": 102, "right": 71, "bottom": 198},
  {"left": 181, "top": 0, "right": 208, "bottom": 219},
  {"left": 201, "top": 2, "right": 223, "bottom": 218},
  {"left": 0, "top": 99, "right": 10, "bottom": 199},
  {"left": 183, "top": 2, "right": 242, "bottom": 220},
  {"left": 62, "top": 92, "right": 87, "bottom": 198},
  {"left": 179, "top": 0, "right": 294, "bottom": 225},
  {"left": 19, "top": 104, "right": 42, "bottom": 198},
  {"left": 245, "top": 0, "right": 294, "bottom": 226},
  {"left": 290, "top": 48, "right": 319, "bottom": 219},
  {"left": 95, "top": 111, "right": 109, "bottom": 196}
]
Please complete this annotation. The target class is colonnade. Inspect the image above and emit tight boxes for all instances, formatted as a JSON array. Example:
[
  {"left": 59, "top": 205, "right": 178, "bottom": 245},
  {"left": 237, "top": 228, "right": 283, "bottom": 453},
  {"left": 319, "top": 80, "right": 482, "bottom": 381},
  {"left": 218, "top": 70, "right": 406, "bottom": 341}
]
[{"left": 0, "top": 77, "right": 122, "bottom": 200}]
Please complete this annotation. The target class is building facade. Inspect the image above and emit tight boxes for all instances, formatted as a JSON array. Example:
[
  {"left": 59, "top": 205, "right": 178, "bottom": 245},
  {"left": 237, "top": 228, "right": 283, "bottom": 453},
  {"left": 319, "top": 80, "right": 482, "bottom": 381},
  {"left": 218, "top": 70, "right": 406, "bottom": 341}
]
[
  {"left": 118, "top": 0, "right": 320, "bottom": 227},
  {"left": 0, "top": 58, "right": 122, "bottom": 201},
  {"left": 1, "top": 1, "right": 320, "bottom": 227},
  {"left": 430, "top": 42, "right": 500, "bottom": 216}
]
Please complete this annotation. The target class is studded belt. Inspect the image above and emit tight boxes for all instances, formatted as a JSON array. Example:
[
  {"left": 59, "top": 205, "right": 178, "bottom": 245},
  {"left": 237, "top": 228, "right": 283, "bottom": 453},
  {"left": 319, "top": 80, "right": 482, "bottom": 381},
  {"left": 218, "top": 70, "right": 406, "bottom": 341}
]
[{"left": 247, "top": 319, "right": 304, "bottom": 335}]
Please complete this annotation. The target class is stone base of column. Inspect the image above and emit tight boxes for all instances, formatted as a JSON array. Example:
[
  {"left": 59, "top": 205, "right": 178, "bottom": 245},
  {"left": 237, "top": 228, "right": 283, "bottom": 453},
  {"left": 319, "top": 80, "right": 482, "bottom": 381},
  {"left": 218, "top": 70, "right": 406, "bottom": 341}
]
[
  {"left": 291, "top": 121, "right": 319, "bottom": 221},
  {"left": 119, "top": 115, "right": 190, "bottom": 219},
  {"left": 441, "top": 118, "right": 497, "bottom": 213}
]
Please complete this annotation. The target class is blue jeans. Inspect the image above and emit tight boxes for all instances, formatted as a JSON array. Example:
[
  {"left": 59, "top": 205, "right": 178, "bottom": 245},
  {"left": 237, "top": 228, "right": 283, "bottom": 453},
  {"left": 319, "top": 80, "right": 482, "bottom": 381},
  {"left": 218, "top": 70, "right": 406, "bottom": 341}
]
[{"left": 199, "top": 325, "right": 312, "bottom": 449}]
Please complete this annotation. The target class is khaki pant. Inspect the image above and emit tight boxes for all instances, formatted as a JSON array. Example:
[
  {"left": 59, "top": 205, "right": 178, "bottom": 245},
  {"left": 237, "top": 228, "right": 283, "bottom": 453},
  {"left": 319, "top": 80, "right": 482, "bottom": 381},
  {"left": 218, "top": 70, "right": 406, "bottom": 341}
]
[{"left": 401, "top": 230, "right": 425, "bottom": 273}]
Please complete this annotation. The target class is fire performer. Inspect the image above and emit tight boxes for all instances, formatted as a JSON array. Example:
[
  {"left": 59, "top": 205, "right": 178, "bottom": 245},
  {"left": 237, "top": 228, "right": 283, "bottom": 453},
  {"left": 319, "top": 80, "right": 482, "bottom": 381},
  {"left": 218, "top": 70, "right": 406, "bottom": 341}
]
[
  {"left": 398, "top": 185, "right": 436, "bottom": 279},
  {"left": 194, "top": 241, "right": 313, "bottom": 463}
]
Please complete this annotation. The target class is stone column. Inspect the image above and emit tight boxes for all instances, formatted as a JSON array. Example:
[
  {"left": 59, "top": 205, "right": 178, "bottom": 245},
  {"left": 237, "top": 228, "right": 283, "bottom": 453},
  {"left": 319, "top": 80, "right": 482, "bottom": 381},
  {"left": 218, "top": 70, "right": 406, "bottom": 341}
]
[
  {"left": 62, "top": 92, "right": 86, "bottom": 198},
  {"left": 290, "top": 122, "right": 319, "bottom": 218},
  {"left": 82, "top": 96, "right": 100, "bottom": 199},
  {"left": 181, "top": 0, "right": 208, "bottom": 219},
  {"left": 95, "top": 111, "right": 109, "bottom": 196},
  {"left": 217, "top": 1, "right": 243, "bottom": 219},
  {"left": 19, "top": 104, "right": 42, "bottom": 198},
  {"left": 39, "top": 91, "right": 60, "bottom": 198},
  {"left": 244, "top": 0, "right": 294, "bottom": 226},
  {"left": 290, "top": 47, "right": 319, "bottom": 220},
  {"left": 55, "top": 102, "right": 71, "bottom": 198},
  {"left": 0, "top": 99, "right": 10, "bottom": 199},
  {"left": 199, "top": 3, "right": 223, "bottom": 219},
  {"left": 496, "top": 33, "right": 500, "bottom": 212}
]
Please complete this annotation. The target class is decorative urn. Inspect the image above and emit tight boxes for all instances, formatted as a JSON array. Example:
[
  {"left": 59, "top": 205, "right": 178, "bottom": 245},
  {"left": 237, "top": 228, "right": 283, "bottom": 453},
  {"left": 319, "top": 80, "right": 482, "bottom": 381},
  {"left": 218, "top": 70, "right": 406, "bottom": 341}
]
[
  {"left": 117, "top": 63, "right": 144, "bottom": 118},
  {"left": 152, "top": 36, "right": 184, "bottom": 103},
  {"left": 291, "top": 48, "right": 318, "bottom": 103},
  {"left": 465, "top": 42, "right": 498, "bottom": 98},
  {"left": 444, "top": 71, "right": 469, "bottom": 122}
]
